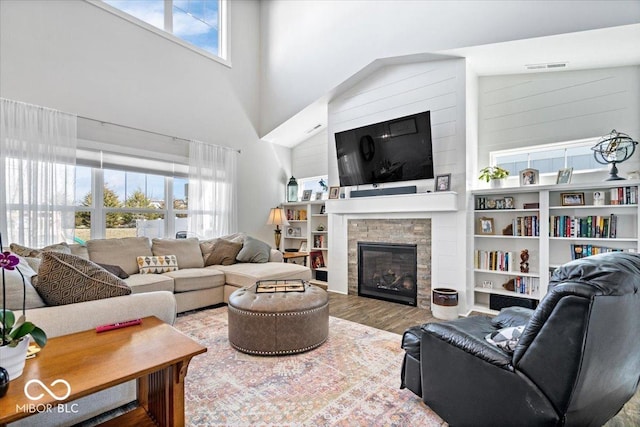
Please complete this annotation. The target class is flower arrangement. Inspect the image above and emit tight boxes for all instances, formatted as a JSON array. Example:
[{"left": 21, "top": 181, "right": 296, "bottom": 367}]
[
  {"left": 478, "top": 166, "right": 510, "bottom": 182},
  {"left": 0, "top": 235, "right": 47, "bottom": 349}
]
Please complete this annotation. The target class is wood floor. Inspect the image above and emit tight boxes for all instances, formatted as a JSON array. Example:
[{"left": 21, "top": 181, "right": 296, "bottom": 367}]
[{"left": 327, "top": 291, "right": 438, "bottom": 335}]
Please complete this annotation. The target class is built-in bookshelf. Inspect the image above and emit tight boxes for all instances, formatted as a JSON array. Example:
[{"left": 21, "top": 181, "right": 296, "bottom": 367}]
[
  {"left": 471, "top": 181, "right": 640, "bottom": 314},
  {"left": 282, "top": 200, "right": 328, "bottom": 287}
]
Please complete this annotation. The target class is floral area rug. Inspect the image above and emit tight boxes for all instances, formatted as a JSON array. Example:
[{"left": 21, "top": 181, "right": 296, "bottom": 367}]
[{"left": 175, "top": 306, "right": 445, "bottom": 427}]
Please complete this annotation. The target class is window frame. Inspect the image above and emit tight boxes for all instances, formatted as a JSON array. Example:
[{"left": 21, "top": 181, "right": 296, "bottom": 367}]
[{"left": 88, "top": 0, "right": 230, "bottom": 67}]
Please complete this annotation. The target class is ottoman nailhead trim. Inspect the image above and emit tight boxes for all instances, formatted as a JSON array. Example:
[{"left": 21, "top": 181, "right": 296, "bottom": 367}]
[
  {"left": 229, "top": 337, "right": 328, "bottom": 356},
  {"left": 228, "top": 302, "right": 328, "bottom": 317}
]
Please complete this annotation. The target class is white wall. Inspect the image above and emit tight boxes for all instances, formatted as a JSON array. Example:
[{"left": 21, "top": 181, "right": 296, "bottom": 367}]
[
  {"left": 0, "top": 0, "right": 290, "bottom": 244},
  {"left": 260, "top": 0, "right": 640, "bottom": 135},
  {"left": 292, "top": 130, "right": 328, "bottom": 179},
  {"left": 478, "top": 66, "right": 640, "bottom": 178}
]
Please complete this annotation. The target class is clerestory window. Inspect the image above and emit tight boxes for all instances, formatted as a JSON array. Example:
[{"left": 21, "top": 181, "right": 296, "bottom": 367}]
[{"left": 97, "top": 0, "right": 226, "bottom": 62}]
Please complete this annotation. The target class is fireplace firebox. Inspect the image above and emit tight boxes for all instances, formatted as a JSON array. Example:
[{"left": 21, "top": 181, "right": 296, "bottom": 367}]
[{"left": 357, "top": 242, "right": 417, "bottom": 306}]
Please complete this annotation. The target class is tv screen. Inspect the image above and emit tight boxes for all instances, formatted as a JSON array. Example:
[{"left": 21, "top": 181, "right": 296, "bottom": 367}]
[{"left": 334, "top": 111, "right": 434, "bottom": 187}]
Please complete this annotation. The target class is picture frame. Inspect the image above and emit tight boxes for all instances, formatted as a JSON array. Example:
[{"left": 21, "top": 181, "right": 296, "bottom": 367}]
[
  {"left": 315, "top": 191, "right": 324, "bottom": 201},
  {"left": 434, "top": 173, "right": 451, "bottom": 192},
  {"left": 301, "top": 190, "right": 313, "bottom": 201},
  {"left": 519, "top": 168, "right": 539, "bottom": 186},
  {"left": 561, "top": 192, "right": 585, "bottom": 206},
  {"left": 328, "top": 186, "right": 340, "bottom": 199},
  {"left": 286, "top": 226, "right": 302, "bottom": 237},
  {"left": 299, "top": 241, "right": 308, "bottom": 252},
  {"left": 556, "top": 167, "right": 573, "bottom": 185},
  {"left": 593, "top": 191, "right": 605, "bottom": 206},
  {"left": 310, "top": 251, "right": 325, "bottom": 269},
  {"left": 478, "top": 217, "right": 495, "bottom": 235}
]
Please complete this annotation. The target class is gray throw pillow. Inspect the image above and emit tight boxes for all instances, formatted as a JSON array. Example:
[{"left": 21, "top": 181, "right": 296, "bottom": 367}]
[{"left": 236, "top": 236, "right": 271, "bottom": 263}]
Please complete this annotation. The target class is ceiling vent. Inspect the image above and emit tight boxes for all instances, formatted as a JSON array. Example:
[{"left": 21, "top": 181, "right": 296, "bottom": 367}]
[
  {"left": 305, "top": 124, "right": 323, "bottom": 134},
  {"left": 525, "top": 62, "right": 568, "bottom": 70}
]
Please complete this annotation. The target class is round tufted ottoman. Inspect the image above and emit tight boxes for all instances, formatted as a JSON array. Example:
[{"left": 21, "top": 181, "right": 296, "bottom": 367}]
[{"left": 227, "top": 283, "right": 329, "bottom": 356}]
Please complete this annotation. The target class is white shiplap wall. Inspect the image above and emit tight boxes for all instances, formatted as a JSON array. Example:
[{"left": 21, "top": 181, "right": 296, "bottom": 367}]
[
  {"left": 325, "top": 58, "right": 470, "bottom": 310},
  {"left": 292, "top": 130, "right": 328, "bottom": 178},
  {"left": 478, "top": 66, "right": 640, "bottom": 172}
]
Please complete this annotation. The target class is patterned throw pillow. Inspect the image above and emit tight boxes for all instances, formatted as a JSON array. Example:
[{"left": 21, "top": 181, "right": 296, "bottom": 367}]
[
  {"left": 485, "top": 325, "right": 525, "bottom": 353},
  {"left": 9, "top": 242, "right": 71, "bottom": 258},
  {"left": 137, "top": 255, "right": 179, "bottom": 274},
  {"left": 35, "top": 252, "right": 131, "bottom": 306}
]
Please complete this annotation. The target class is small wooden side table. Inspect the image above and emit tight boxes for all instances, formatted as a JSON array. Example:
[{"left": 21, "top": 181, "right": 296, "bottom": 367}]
[
  {"left": 283, "top": 251, "right": 309, "bottom": 266},
  {"left": 0, "top": 316, "right": 206, "bottom": 427}
]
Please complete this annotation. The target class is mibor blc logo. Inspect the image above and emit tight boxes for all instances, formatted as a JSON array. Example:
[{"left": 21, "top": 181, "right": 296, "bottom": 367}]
[{"left": 17, "top": 379, "right": 79, "bottom": 415}]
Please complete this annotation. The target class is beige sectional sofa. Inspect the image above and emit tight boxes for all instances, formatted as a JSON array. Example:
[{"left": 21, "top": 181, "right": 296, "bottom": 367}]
[{"left": 7, "top": 234, "right": 310, "bottom": 426}]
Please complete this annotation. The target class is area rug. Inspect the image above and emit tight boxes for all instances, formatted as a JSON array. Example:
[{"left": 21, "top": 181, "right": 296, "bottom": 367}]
[{"left": 175, "top": 306, "right": 445, "bottom": 426}]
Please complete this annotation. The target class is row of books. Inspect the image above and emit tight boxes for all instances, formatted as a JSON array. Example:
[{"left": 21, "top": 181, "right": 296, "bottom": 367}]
[
  {"left": 509, "top": 276, "right": 539, "bottom": 295},
  {"left": 474, "top": 250, "right": 521, "bottom": 272},
  {"left": 511, "top": 216, "right": 539, "bottom": 236},
  {"left": 285, "top": 209, "right": 307, "bottom": 221},
  {"left": 550, "top": 214, "right": 617, "bottom": 238},
  {"left": 570, "top": 244, "right": 627, "bottom": 260},
  {"left": 609, "top": 186, "right": 638, "bottom": 205}
]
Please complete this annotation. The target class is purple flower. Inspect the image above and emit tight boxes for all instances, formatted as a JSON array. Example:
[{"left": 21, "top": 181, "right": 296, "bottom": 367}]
[{"left": 0, "top": 251, "right": 19, "bottom": 270}]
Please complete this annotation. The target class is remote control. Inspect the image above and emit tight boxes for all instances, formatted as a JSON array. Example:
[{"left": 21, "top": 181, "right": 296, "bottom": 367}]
[{"left": 96, "top": 318, "right": 142, "bottom": 333}]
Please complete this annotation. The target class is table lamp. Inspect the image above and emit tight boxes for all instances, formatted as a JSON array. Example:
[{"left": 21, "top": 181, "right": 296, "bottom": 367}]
[{"left": 267, "top": 207, "right": 289, "bottom": 250}]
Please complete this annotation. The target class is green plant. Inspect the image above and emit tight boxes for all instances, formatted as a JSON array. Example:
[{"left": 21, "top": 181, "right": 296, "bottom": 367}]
[{"left": 478, "top": 166, "right": 510, "bottom": 182}]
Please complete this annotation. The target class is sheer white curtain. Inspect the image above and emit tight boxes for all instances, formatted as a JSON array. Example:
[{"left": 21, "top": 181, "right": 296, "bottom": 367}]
[
  {"left": 187, "top": 140, "right": 237, "bottom": 238},
  {"left": 0, "top": 98, "right": 77, "bottom": 246}
]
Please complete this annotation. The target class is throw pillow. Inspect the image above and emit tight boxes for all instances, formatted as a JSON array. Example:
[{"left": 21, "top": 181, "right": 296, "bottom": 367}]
[
  {"left": 236, "top": 235, "right": 271, "bottom": 263},
  {"left": 199, "top": 232, "right": 245, "bottom": 261},
  {"left": 152, "top": 237, "right": 203, "bottom": 269},
  {"left": 485, "top": 325, "right": 525, "bottom": 353},
  {"left": 205, "top": 239, "right": 243, "bottom": 266},
  {"left": 96, "top": 263, "right": 130, "bottom": 279},
  {"left": 35, "top": 252, "right": 131, "bottom": 306},
  {"left": 9, "top": 242, "right": 71, "bottom": 258},
  {"left": 2, "top": 256, "right": 46, "bottom": 310},
  {"left": 137, "top": 255, "right": 179, "bottom": 274}
]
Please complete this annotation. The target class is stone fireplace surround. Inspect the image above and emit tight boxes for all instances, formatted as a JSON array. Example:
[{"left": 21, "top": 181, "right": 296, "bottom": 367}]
[{"left": 326, "top": 191, "right": 461, "bottom": 314}]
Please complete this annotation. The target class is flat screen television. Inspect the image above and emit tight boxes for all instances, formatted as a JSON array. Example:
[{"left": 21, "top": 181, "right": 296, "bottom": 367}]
[{"left": 334, "top": 111, "right": 434, "bottom": 187}]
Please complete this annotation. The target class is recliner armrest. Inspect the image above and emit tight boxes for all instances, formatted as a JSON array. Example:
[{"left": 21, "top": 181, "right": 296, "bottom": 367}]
[{"left": 422, "top": 321, "right": 513, "bottom": 370}]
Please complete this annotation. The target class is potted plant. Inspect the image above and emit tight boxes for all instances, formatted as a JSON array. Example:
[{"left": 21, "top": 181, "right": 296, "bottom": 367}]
[
  {"left": 1, "top": 236, "right": 47, "bottom": 390},
  {"left": 479, "top": 166, "right": 510, "bottom": 188}
]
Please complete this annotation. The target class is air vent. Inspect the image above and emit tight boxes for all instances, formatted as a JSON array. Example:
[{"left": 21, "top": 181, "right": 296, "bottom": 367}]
[
  {"left": 305, "top": 124, "right": 322, "bottom": 134},
  {"left": 525, "top": 62, "right": 568, "bottom": 70}
]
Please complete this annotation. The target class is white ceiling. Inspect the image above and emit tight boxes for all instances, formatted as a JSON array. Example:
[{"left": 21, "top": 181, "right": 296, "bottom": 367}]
[{"left": 262, "top": 24, "right": 640, "bottom": 148}]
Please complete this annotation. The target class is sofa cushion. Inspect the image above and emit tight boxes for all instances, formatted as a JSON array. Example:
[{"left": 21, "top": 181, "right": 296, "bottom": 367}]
[
  {"left": 137, "top": 255, "right": 179, "bottom": 274},
  {"left": 10, "top": 242, "right": 71, "bottom": 258},
  {"left": 35, "top": 252, "right": 131, "bottom": 306},
  {"left": 124, "top": 273, "right": 174, "bottom": 294},
  {"left": 87, "top": 237, "right": 152, "bottom": 276},
  {"left": 2, "top": 255, "right": 46, "bottom": 310},
  {"left": 153, "top": 238, "right": 204, "bottom": 269},
  {"left": 236, "top": 236, "right": 271, "bottom": 263},
  {"left": 205, "top": 239, "right": 243, "bottom": 266},
  {"left": 163, "top": 268, "right": 226, "bottom": 292},
  {"left": 69, "top": 243, "right": 89, "bottom": 259},
  {"left": 199, "top": 233, "right": 245, "bottom": 262},
  {"left": 216, "top": 262, "right": 311, "bottom": 288}
]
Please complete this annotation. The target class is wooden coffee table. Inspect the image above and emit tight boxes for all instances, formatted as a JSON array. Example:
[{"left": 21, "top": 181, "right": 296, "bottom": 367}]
[{"left": 0, "top": 316, "right": 206, "bottom": 427}]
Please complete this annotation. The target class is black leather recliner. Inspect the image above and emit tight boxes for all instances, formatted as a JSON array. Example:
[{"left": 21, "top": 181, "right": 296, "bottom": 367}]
[{"left": 401, "top": 252, "right": 640, "bottom": 426}]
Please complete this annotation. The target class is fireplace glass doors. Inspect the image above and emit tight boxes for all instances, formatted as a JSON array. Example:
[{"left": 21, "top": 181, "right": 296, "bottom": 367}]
[{"left": 357, "top": 242, "right": 417, "bottom": 306}]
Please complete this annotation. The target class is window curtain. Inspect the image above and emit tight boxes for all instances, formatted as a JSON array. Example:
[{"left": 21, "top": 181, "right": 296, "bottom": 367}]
[
  {"left": 187, "top": 140, "right": 237, "bottom": 239},
  {"left": 0, "top": 98, "right": 77, "bottom": 246}
]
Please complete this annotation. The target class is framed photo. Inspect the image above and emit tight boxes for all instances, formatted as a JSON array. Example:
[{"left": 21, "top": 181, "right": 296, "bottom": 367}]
[
  {"left": 556, "top": 167, "right": 573, "bottom": 185},
  {"left": 434, "top": 173, "right": 451, "bottom": 192},
  {"left": 593, "top": 191, "right": 605, "bottom": 206},
  {"left": 519, "top": 168, "right": 539, "bottom": 186},
  {"left": 310, "top": 251, "right": 325, "bottom": 269},
  {"left": 299, "top": 241, "right": 308, "bottom": 252},
  {"left": 328, "top": 186, "right": 340, "bottom": 199},
  {"left": 478, "top": 217, "right": 495, "bottom": 235},
  {"left": 315, "top": 191, "right": 324, "bottom": 201},
  {"left": 301, "top": 190, "right": 313, "bottom": 201},
  {"left": 561, "top": 192, "right": 585, "bottom": 206},
  {"left": 286, "top": 226, "right": 302, "bottom": 237}
]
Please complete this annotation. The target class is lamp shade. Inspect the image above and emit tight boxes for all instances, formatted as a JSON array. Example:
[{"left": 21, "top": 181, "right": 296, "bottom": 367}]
[{"left": 267, "top": 208, "right": 289, "bottom": 227}]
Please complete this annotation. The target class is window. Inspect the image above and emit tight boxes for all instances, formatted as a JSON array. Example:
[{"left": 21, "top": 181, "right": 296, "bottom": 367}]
[
  {"left": 491, "top": 138, "right": 603, "bottom": 177},
  {"left": 297, "top": 175, "right": 329, "bottom": 200},
  {"left": 100, "top": 0, "right": 226, "bottom": 61},
  {"left": 74, "top": 166, "right": 189, "bottom": 242}
]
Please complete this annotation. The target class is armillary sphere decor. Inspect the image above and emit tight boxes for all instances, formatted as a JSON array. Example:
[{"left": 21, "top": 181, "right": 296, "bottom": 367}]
[{"left": 591, "top": 129, "right": 638, "bottom": 181}]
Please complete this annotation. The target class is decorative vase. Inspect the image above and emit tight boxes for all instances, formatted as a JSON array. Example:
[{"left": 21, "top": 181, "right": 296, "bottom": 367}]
[
  {"left": 0, "top": 367, "right": 9, "bottom": 398},
  {"left": 490, "top": 179, "right": 504, "bottom": 188},
  {"left": 0, "top": 338, "right": 29, "bottom": 381}
]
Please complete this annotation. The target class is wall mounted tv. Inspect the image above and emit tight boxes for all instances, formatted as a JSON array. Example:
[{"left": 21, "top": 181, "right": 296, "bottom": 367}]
[{"left": 334, "top": 111, "right": 434, "bottom": 187}]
